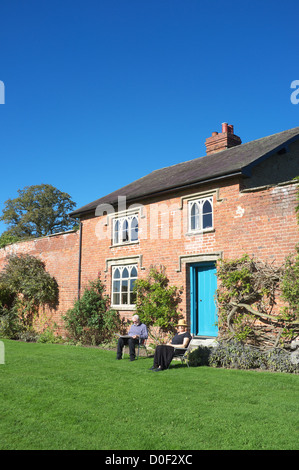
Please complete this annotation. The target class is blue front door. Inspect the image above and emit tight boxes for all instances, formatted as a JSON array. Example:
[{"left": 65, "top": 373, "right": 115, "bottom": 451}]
[{"left": 190, "top": 262, "right": 218, "bottom": 337}]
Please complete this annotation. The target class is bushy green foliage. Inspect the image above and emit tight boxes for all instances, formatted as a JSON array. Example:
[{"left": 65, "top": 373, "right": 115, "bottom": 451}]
[
  {"left": 0, "top": 232, "right": 20, "bottom": 248},
  {"left": 133, "top": 266, "right": 183, "bottom": 343},
  {"left": 189, "top": 340, "right": 298, "bottom": 373},
  {"left": 281, "top": 248, "right": 299, "bottom": 319},
  {"left": 208, "top": 341, "right": 267, "bottom": 370},
  {"left": 0, "top": 254, "right": 59, "bottom": 339},
  {"left": 63, "top": 277, "right": 121, "bottom": 345},
  {"left": 188, "top": 346, "right": 211, "bottom": 367},
  {"left": 36, "top": 328, "right": 64, "bottom": 344},
  {"left": 0, "top": 254, "right": 59, "bottom": 328},
  {"left": 0, "top": 306, "right": 25, "bottom": 339}
]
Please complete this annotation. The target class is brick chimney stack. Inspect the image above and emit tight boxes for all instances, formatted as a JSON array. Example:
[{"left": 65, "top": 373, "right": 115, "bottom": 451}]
[{"left": 205, "top": 123, "right": 242, "bottom": 155}]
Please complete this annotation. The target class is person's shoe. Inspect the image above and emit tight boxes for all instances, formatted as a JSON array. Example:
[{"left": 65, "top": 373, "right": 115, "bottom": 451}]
[
  {"left": 116, "top": 356, "right": 122, "bottom": 360},
  {"left": 149, "top": 366, "right": 156, "bottom": 370},
  {"left": 130, "top": 358, "right": 135, "bottom": 361}
]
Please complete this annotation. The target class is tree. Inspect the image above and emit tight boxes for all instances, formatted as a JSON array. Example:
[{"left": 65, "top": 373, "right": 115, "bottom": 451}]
[
  {"left": 0, "top": 184, "right": 77, "bottom": 239},
  {"left": 133, "top": 266, "right": 183, "bottom": 344}
]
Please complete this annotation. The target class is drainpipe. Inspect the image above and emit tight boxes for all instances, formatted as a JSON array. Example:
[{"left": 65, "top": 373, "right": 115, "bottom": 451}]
[
  {"left": 68, "top": 216, "right": 82, "bottom": 300},
  {"left": 77, "top": 221, "right": 82, "bottom": 300}
]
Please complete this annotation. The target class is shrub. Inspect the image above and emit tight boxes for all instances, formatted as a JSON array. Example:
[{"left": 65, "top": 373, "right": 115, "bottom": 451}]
[
  {"left": 63, "top": 276, "right": 121, "bottom": 345},
  {"left": 208, "top": 340, "right": 267, "bottom": 370},
  {"left": 0, "top": 254, "right": 59, "bottom": 329},
  {"left": 133, "top": 265, "right": 183, "bottom": 344},
  {"left": 36, "top": 328, "right": 64, "bottom": 344},
  {"left": 0, "top": 307, "right": 25, "bottom": 339},
  {"left": 188, "top": 346, "right": 211, "bottom": 367},
  {"left": 207, "top": 340, "right": 298, "bottom": 373}
]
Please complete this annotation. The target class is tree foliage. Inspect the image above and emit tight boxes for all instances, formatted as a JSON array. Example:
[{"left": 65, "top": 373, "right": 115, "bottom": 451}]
[
  {"left": 0, "top": 184, "right": 77, "bottom": 240},
  {"left": 0, "top": 254, "right": 59, "bottom": 335},
  {"left": 133, "top": 265, "right": 183, "bottom": 344},
  {"left": 282, "top": 248, "right": 299, "bottom": 319}
]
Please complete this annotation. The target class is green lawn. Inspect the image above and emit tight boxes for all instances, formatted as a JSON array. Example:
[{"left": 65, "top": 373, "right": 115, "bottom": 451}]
[{"left": 0, "top": 339, "right": 298, "bottom": 450}]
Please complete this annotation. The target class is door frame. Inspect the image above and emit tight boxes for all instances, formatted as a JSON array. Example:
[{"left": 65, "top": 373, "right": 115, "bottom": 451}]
[{"left": 189, "top": 261, "right": 218, "bottom": 337}]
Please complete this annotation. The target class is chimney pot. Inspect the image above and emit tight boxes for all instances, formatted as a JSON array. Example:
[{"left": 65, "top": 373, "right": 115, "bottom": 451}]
[
  {"left": 222, "top": 122, "right": 228, "bottom": 133},
  {"left": 212, "top": 132, "right": 218, "bottom": 137}
]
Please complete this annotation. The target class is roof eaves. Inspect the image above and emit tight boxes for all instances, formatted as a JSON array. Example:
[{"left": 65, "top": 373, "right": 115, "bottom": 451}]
[{"left": 69, "top": 170, "right": 244, "bottom": 218}]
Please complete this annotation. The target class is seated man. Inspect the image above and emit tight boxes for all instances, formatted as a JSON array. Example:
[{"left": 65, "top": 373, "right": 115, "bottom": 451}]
[{"left": 116, "top": 314, "right": 148, "bottom": 361}]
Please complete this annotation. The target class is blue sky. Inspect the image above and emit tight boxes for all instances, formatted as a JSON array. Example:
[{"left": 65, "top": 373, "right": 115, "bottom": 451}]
[{"left": 0, "top": 0, "right": 298, "bottom": 234}]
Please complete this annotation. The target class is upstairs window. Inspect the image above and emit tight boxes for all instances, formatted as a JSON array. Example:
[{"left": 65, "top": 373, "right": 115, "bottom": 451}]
[
  {"left": 188, "top": 197, "right": 213, "bottom": 232},
  {"left": 113, "top": 215, "right": 139, "bottom": 245},
  {"left": 112, "top": 265, "right": 138, "bottom": 306}
]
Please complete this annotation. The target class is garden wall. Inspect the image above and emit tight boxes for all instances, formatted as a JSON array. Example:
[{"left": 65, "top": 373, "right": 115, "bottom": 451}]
[{"left": 0, "top": 230, "right": 80, "bottom": 334}]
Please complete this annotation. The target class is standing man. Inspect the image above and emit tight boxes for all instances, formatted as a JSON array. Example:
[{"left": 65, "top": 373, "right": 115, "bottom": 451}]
[{"left": 116, "top": 315, "right": 148, "bottom": 361}]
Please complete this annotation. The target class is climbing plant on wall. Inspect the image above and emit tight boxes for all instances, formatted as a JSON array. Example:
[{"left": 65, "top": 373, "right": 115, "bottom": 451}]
[{"left": 216, "top": 254, "right": 299, "bottom": 349}]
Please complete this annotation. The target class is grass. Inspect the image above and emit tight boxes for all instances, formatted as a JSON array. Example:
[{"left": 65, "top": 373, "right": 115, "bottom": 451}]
[{"left": 0, "top": 339, "right": 298, "bottom": 450}]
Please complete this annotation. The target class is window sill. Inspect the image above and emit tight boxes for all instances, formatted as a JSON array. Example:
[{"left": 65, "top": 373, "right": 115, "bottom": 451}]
[
  {"left": 110, "top": 240, "right": 139, "bottom": 248},
  {"left": 185, "top": 228, "right": 215, "bottom": 236},
  {"left": 111, "top": 305, "right": 137, "bottom": 311}
]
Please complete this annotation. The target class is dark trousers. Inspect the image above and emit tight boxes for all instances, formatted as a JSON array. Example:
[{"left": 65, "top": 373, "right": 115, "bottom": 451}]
[
  {"left": 117, "top": 337, "right": 139, "bottom": 360},
  {"left": 153, "top": 345, "right": 175, "bottom": 370}
]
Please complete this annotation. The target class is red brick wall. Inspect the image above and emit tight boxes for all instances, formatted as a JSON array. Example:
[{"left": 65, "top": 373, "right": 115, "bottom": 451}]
[
  {"left": 0, "top": 178, "right": 298, "bottom": 333},
  {"left": 0, "top": 230, "right": 80, "bottom": 334},
  {"left": 79, "top": 178, "right": 299, "bottom": 322}
]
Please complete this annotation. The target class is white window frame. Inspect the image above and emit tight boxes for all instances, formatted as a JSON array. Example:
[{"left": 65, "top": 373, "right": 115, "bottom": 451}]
[
  {"left": 112, "top": 214, "right": 139, "bottom": 246},
  {"left": 111, "top": 264, "right": 138, "bottom": 308},
  {"left": 188, "top": 196, "right": 213, "bottom": 233}
]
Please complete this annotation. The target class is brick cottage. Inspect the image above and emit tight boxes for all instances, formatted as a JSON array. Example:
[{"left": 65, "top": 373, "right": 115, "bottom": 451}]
[{"left": 1, "top": 123, "right": 299, "bottom": 337}]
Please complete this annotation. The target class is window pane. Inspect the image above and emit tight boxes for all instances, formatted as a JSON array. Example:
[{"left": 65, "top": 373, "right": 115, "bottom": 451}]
[
  {"left": 113, "top": 280, "right": 120, "bottom": 293},
  {"left": 130, "top": 278, "right": 136, "bottom": 292},
  {"left": 122, "top": 267, "right": 129, "bottom": 278},
  {"left": 203, "top": 213, "right": 213, "bottom": 229},
  {"left": 122, "top": 219, "right": 129, "bottom": 242},
  {"left": 113, "top": 268, "right": 120, "bottom": 279},
  {"left": 121, "top": 280, "right": 128, "bottom": 304},
  {"left": 131, "top": 217, "right": 138, "bottom": 241},
  {"left": 203, "top": 200, "right": 212, "bottom": 215},
  {"left": 131, "top": 266, "right": 137, "bottom": 278},
  {"left": 203, "top": 200, "right": 212, "bottom": 229},
  {"left": 114, "top": 220, "right": 119, "bottom": 244},
  {"left": 113, "top": 293, "right": 120, "bottom": 305},
  {"left": 190, "top": 203, "right": 200, "bottom": 230}
]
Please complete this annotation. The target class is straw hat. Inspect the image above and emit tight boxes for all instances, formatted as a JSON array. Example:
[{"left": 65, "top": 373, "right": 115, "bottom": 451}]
[{"left": 177, "top": 319, "right": 188, "bottom": 328}]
